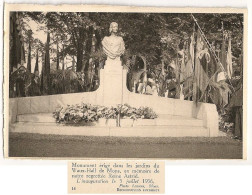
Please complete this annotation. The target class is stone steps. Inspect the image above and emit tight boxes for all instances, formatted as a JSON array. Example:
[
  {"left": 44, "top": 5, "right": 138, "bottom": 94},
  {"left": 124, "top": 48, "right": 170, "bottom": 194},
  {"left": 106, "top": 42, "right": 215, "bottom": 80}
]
[
  {"left": 17, "top": 113, "right": 204, "bottom": 127},
  {"left": 10, "top": 122, "right": 209, "bottom": 137},
  {"left": 11, "top": 112, "right": 214, "bottom": 137}
]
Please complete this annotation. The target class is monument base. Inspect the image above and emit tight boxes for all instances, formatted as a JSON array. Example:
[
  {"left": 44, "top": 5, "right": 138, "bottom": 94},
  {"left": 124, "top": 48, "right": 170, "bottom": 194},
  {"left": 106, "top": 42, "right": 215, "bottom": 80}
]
[{"left": 97, "top": 59, "right": 128, "bottom": 106}]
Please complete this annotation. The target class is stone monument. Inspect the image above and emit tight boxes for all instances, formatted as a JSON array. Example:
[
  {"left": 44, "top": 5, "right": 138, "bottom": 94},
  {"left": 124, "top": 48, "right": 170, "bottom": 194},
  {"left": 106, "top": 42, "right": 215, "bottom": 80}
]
[
  {"left": 97, "top": 22, "right": 128, "bottom": 106},
  {"left": 9, "top": 23, "right": 219, "bottom": 138}
]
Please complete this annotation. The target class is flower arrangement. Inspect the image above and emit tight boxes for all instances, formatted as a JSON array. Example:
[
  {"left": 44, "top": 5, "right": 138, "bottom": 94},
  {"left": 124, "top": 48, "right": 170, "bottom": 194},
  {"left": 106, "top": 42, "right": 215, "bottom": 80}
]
[
  {"left": 53, "top": 103, "right": 158, "bottom": 124},
  {"left": 117, "top": 104, "right": 158, "bottom": 120}
]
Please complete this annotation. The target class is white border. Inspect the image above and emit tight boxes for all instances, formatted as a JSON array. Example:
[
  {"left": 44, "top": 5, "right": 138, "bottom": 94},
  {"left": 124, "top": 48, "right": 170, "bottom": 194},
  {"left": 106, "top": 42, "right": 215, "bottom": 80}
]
[
  {"left": 2, "top": 3, "right": 249, "bottom": 162},
  {"left": 1, "top": 1, "right": 252, "bottom": 195}
]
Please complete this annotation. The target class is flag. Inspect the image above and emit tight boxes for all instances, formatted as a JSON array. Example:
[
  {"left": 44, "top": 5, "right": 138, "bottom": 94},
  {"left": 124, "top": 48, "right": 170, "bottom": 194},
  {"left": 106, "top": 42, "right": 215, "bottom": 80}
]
[
  {"left": 177, "top": 50, "right": 185, "bottom": 83},
  {"left": 218, "top": 32, "right": 229, "bottom": 107},
  {"left": 181, "top": 32, "right": 195, "bottom": 100},
  {"left": 226, "top": 35, "right": 233, "bottom": 79},
  {"left": 189, "top": 32, "right": 195, "bottom": 69},
  {"left": 193, "top": 28, "right": 218, "bottom": 103},
  {"left": 183, "top": 38, "right": 194, "bottom": 100}
]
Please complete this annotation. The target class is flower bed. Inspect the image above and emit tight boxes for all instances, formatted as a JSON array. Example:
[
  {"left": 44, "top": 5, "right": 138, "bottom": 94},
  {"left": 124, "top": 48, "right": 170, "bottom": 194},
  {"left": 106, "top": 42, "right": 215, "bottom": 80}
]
[{"left": 53, "top": 103, "right": 158, "bottom": 126}]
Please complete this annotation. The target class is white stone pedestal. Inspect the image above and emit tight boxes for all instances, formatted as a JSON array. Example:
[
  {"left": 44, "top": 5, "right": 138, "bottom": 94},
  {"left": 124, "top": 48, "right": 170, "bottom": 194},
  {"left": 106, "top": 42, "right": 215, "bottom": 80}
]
[{"left": 97, "top": 59, "right": 128, "bottom": 106}]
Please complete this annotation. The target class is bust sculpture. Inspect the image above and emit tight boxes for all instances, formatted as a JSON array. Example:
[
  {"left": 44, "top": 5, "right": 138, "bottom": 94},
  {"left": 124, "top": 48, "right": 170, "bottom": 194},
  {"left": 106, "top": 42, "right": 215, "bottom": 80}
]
[
  {"left": 102, "top": 22, "right": 125, "bottom": 60},
  {"left": 98, "top": 23, "right": 127, "bottom": 106}
]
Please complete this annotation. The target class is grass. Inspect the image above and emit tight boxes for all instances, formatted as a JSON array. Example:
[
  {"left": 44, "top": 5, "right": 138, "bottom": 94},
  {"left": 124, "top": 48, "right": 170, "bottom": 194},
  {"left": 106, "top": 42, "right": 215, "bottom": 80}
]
[
  {"left": 9, "top": 132, "right": 242, "bottom": 145},
  {"left": 8, "top": 132, "right": 243, "bottom": 159}
]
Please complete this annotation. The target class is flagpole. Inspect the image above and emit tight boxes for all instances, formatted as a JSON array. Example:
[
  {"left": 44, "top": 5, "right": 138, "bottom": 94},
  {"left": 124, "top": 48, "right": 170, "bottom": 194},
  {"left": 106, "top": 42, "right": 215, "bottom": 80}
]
[{"left": 190, "top": 14, "right": 235, "bottom": 92}]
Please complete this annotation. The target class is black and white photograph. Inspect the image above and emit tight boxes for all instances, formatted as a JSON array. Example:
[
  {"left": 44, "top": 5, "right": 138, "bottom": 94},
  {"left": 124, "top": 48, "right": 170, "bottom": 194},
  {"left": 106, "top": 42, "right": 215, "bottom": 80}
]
[{"left": 4, "top": 5, "right": 246, "bottom": 159}]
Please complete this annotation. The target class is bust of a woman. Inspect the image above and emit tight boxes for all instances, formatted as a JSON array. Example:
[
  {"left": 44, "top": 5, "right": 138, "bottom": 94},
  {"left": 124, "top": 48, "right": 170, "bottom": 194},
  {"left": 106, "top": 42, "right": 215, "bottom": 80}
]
[{"left": 102, "top": 22, "right": 125, "bottom": 60}]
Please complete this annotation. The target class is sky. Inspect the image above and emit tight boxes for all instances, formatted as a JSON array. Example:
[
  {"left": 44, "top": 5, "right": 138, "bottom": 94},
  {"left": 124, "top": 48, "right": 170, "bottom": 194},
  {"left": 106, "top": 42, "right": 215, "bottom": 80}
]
[{"left": 23, "top": 16, "right": 73, "bottom": 74}]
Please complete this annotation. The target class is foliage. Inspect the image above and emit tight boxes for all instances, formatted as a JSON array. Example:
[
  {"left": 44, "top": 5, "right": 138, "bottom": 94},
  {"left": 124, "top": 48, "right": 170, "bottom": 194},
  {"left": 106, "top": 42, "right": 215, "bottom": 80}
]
[
  {"left": 53, "top": 103, "right": 158, "bottom": 124},
  {"left": 20, "top": 12, "right": 243, "bottom": 70},
  {"left": 50, "top": 69, "right": 85, "bottom": 94},
  {"left": 218, "top": 107, "right": 235, "bottom": 133}
]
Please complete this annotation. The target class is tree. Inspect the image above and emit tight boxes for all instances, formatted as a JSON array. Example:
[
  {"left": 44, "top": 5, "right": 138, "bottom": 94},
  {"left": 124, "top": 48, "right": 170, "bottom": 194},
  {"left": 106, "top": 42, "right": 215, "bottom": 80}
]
[
  {"left": 34, "top": 49, "right": 39, "bottom": 72},
  {"left": 26, "top": 29, "right": 33, "bottom": 72},
  {"left": 43, "top": 31, "right": 51, "bottom": 94}
]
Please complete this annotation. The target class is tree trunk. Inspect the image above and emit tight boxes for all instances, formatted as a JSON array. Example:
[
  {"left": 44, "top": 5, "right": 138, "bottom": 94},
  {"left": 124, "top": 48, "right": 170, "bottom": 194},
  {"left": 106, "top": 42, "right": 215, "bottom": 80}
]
[
  {"left": 72, "top": 56, "right": 75, "bottom": 71},
  {"left": 45, "top": 31, "right": 51, "bottom": 94},
  {"left": 56, "top": 41, "right": 59, "bottom": 70},
  {"left": 10, "top": 12, "right": 23, "bottom": 73},
  {"left": 62, "top": 45, "right": 65, "bottom": 70},
  {"left": 94, "top": 29, "right": 102, "bottom": 51},
  {"left": 83, "top": 26, "right": 93, "bottom": 74},
  {"left": 140, "top": 55, "right": 147, "bottom": 82},
  {"left": 27, "top": 39, "right": 31, "bottom": 72},
  {"left": 40, "top": 52, "right": 45, "bottom": 94},
  {"left": 34, "top": 49, "right": 39, "bottom": 72},
  {"left": 76, "top": 46, "right": 83, "bottom": 72}
]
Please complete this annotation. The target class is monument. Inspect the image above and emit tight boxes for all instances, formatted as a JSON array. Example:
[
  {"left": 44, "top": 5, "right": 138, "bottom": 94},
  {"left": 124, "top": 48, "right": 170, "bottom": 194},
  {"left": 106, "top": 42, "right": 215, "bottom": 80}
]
[
  {"left": 9, "top": 22, "right": 219, "bottom": 137},
  {"left": 97, "top": 22, "right": 128, "bottom": 106}
]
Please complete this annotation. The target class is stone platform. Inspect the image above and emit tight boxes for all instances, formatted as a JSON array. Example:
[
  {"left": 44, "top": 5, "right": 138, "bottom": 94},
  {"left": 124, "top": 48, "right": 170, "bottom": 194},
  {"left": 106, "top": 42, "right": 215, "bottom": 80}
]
[
  {"left": 8, "top": 59, "right": 220, "bottom": 137},
  {"left": 17, "top": 113, "right": 204, "bottom": 127},
  {"left": 11, "top": 113, "right": 211, "bottom": 137}
]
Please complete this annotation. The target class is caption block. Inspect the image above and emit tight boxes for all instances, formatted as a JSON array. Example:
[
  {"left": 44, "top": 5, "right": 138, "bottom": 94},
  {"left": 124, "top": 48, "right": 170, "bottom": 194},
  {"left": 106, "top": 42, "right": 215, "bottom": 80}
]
[{"left": 68, "top": 161, "right": 165, "bottom": 194}]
